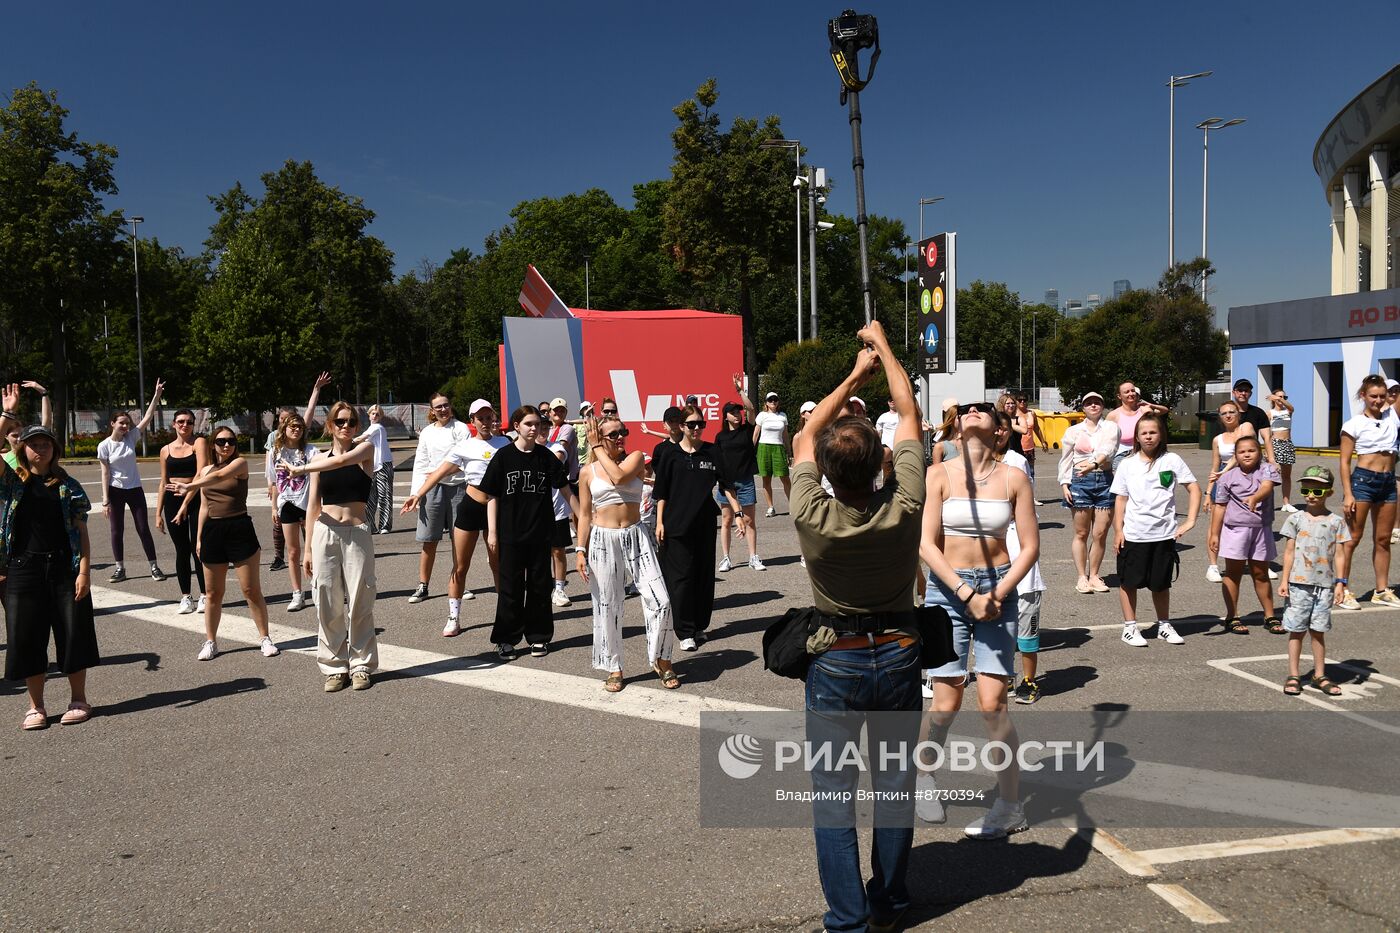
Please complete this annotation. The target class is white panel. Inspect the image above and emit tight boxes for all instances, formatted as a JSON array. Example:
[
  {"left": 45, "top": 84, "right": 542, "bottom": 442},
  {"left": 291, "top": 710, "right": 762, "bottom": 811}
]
[{"left": 1340, "top": 336, "right": 1377, "bottom": 417}]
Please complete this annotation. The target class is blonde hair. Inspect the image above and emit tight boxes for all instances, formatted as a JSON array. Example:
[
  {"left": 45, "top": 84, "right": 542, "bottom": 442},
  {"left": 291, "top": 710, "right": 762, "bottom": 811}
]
[
  {"left": 322, "top": 401, "right": 359, "bottom": 440},
  {"left": 275, "top": 414, "right": 308, "bottom": 453}
]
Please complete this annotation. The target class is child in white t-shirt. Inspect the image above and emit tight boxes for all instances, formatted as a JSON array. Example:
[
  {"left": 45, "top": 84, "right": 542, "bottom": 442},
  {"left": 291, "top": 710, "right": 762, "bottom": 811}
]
[{"left": 1110, "top": 412, "right": 1202, "bottom": 648}]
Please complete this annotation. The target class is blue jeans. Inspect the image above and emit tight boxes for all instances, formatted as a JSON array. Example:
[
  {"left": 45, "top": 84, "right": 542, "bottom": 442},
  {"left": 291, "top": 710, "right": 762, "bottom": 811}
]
[{"left": 806, "top": 638, "right": 922, "bottom": 932}]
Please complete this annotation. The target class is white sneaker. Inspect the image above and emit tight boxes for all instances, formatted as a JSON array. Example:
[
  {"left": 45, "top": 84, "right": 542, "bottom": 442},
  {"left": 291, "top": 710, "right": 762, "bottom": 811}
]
[
  {"left": 765, "top": 507, "right": 776, "bottom": 518},
  {"left": 178, "top": 595, "right": 195, "bottom": 615},
  {"left": 460, "top": 589, "right": 475, "bottom": 601},
  {"left": 718, "top": 556, "right": 732, "bottom": 572},
  {"left": 197, "top": 639, "right": 217, "bottom": 661},
  {"left": 748, "top": 556, "right": 767, "bottom": 571},
  {"left": 1280, "top": 503, "right": 1298, "bottom": 513},
  {"left": 1267, "top": 567, "right": 1279, "bottom": 580},
  {"left": 678, "top": 637, "right": 699, "bottom": 652},
  {"left": 964, "top": 798, "right": 1028, "bottom": 839},
  {"left": 551, "top": 587, "right": 571, "bottom": 608},
  {"left": 1121, "top": 623, "right": 1148, "bottom": 647},
  {"left": 1155, "top": 621, "right": 1185, "bottom": 645},
  {"left": 1206, "top": 564, "right": 1223, "bottom": 583},
  {"left": 1337, "top": 589, "right": 1362, "bottom": 611},
  {"left": 915, "top": 772, "right": 946, "bottom": 824},
  {"left": 260, "top": 637, "right": 280, "bottom": 658},
  {"left": 799, "top": 556, "right": 806, "bottom": 568},
  {"left": 921, "top": 672, "right": 934, "bottom": 699},
  {"left": 442, "top": 616, "right": 461, "bottom": 638},
  {"left": 288, "top": 590, "right": 306, "bottom": 612},
  {"left": 197, "top": 594, "right": 207, "bottom": 613}
]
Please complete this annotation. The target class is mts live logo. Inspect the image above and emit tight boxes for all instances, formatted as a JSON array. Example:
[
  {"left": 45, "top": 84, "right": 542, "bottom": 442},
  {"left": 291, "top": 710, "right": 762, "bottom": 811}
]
[{"left": 609, "top": 371, "right": 723, "bottom": 423}]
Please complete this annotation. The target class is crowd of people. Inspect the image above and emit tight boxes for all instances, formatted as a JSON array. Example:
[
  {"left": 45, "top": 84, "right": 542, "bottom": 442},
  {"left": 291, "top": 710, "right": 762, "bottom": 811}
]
[{"left": 4, "top": 339, "right": 1397, "bottom": 931}]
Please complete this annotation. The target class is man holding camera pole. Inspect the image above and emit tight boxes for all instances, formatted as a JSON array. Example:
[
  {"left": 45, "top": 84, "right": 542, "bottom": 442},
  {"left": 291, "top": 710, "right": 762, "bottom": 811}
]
[{"left": 791, "top": 320, "right": 926, "bottom": 933}]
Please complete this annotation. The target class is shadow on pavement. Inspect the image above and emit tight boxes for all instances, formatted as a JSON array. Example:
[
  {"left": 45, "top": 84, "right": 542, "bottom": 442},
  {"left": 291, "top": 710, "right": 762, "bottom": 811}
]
[
  {"left": 1036, "top": 664, "right": 1098, "bottom": 698},
  {"left": 1038, "top": 629, "right": 1091, "bottom": 653},
  {"left": 903, "top": 830, "right": 1094, "bottom": 924},
  {"left": 99, "top": 677, "right": 267, "bottom": 717},
  {"left": 673, "top": 647, "right": 758, "bottom": 685}
]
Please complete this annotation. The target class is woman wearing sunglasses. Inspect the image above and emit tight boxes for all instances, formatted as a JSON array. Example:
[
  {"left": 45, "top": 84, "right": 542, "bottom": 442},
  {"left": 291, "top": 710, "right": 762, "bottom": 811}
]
[
  {"left": 155, "top": 408, "right": 209, "bottom": 615},
  {"left": 918, "top": 398, "right": 1040, "bottom": 838},
  {"left": 167, "top": 426, "right": 278, "bottom": 661},
  {"left": 653, "top": 405, "right": 744, "bottom": 652},
  {"left": 284, "top": 402, "right": 379, "bottom": 691},
  {"left": 266, "top": 413, "right": 319, "bottom": 612},
  {"left": 575, "top": 415, "right": 676, "bottom": 692},
  {"left": 714, "top": 382, "right": 763, "bottom": 572},
  {"left": 402, "top": 399, "right": 510, "bottom": 636},
  {"left": 97, "top": 378, "right": 167, "bottom": 584},
  {"left": 408, "top": 393, "right": 473, "bottom": 605},
  {"left": 1056, "top": 392, "right": 1120, "bottom": 594}
]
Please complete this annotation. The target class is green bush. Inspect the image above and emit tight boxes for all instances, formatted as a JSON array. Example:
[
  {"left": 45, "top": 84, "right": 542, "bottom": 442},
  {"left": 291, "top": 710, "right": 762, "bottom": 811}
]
[{"left": 440, "top": 358, "right": 501, "bottom": 420}]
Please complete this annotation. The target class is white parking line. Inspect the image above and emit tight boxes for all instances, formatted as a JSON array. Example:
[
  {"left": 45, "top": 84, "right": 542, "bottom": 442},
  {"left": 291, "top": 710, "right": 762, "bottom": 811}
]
[
  {"left": 1136, "top": 828, "right": 1400, "bottom": 865},
  {"left": 1207, "top": 654, "right": 1400, "bottom": 735},
  {"left": 1146, "top": 883, "right": 1228, "bottom": 924}
]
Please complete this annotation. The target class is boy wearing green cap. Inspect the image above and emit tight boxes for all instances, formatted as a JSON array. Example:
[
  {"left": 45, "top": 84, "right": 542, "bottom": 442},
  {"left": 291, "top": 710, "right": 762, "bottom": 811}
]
[{"left": 1277, "top": 465, "right": 1349, "bottom": 696}]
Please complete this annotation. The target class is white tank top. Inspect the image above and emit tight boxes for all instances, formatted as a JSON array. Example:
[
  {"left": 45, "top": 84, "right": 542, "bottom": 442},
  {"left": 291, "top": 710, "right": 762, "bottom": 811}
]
[
  {"left": 589, "top": 468, "right": 642, "bottom": 509},
  {"left": 941, "top": 462, "right": 1013, "bottom": 538},
  {"left": 1215, "top": 434, "right": 1235, "bottom": 461}
]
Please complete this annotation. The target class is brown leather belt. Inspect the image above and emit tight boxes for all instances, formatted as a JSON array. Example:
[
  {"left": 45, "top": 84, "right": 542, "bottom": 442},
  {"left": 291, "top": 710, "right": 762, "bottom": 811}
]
[{"left": 829, "top": 632, "right": 916, "bottom": 652}]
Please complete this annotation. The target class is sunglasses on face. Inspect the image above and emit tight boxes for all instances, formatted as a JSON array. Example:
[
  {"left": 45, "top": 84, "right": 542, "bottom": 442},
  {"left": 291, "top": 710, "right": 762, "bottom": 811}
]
[
  {"left": 174, "top": 419, "right": 194, "bottom": 425},
  {"left": 213, "top": 438, "right": 236, "bottom": 448},
  {"left": 1300, "top": 487, "right": 1332, "bottom": 497},
  {"left": 604, "top": 428, "right": 629, "bottom": 440},
  {"left": 601, "top": 408, "right": 618, "bottom": 415},
  {"left": 958, "top": 403, "right": 996, "bottom": 416},
  {"left": 333, "top": 418, "right": 356, "bottom": 428},
  {"left": 684, "top": 420, "right": 706, "bottom": 429}
]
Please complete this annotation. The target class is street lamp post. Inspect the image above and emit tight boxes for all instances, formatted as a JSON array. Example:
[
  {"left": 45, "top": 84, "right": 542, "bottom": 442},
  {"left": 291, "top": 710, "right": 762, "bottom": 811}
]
[
  {"left": 903, "top": 241, "right": 913, "bottom": 351},
  {"left": 582, "top": 252, "right": 591, "bottom": 309},
  {"left": 1197, "top": 117, "right": 1246, "bottom": 302},
  {"left": 1167, "top": 71, "right": 1212, "bottom": 269},
  {"left": 759, "top": 138, "right": 804, "bottom": 341},
  {"left": 807, "top": 169, "right": 823, "bottom": 340},
  {"left": 917, "top": 196, "right": 944, "bottom": 246},
  {"left": 125, "top": 215, "right": 148, "bottom": 455}
]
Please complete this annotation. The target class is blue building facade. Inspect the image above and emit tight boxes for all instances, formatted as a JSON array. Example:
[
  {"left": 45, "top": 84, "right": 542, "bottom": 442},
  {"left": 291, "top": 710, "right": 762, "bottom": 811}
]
[{"left": 1229, "top": 287, "right": 1400, "bottom": 447}]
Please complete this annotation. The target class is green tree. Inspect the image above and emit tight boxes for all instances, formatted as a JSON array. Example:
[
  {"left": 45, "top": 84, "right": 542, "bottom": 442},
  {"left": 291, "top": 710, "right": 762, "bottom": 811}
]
[
  {"left": 0, "top": 82, "right": 123, "bottom": 441},
  {"left": 1045, "top": 275, "right": 1226, "bottom": 409},
  {"left": 760, "top": 336, "right": 893, "bottom": 416},
  {"left": 663, "top": 79, "right": 796, "bottom": 403}
]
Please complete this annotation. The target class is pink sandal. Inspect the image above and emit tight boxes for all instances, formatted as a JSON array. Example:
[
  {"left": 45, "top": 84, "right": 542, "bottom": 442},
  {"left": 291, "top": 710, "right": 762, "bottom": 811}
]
[
  {"left": 22, "top": 707, "right": 48, "bottom": 731},
  {"left": 60, "top": 702, "right": 92, "bottom": 726}
]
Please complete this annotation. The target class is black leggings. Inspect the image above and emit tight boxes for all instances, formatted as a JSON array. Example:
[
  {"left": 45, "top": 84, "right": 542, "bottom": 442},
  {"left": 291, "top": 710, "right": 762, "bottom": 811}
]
[
  {"left": 108, "top": 485, "right": 157, "bottom": 563},
  {"left": 490, "top": 539, "right": 554, "bottom": 646},
  {"left": 163, "top": 494, "right": 205, "bottom": 595}
]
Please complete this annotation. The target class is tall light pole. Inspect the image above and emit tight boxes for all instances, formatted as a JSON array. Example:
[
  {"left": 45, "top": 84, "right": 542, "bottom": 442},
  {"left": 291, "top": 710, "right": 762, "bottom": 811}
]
[
  {"left": 1167, "top": 71, "right": 1212, "bottom": 269},
  {"left": 582, "top": 252, "right": 591, "bottom": 309},
  {"left": 807, "top": 168, "right": 824, "bottom": 340},
  {"left": 759, "top": 138, "right": 804, "bottom": 341},
  {"left": 902, "top": 241, "right": 913, "bottom": 351},
  {"left": 1197, "top": 117, "right": 1246, "bottom": 302},
  {"left": 125, "top": 215, "right": 148, "bottom": 455},
  {"left": 918, "top": 196, "right": 944, "bottom": 245}
]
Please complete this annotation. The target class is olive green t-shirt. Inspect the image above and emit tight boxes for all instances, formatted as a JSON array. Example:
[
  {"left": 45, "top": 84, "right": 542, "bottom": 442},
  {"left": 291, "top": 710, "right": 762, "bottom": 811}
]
[{"left": 792, "top": 438, "right": 926, "bottom": 616}]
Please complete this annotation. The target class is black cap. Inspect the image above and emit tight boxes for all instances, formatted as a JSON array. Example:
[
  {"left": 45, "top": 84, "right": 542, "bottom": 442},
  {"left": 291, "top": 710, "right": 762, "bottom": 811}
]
[
  {"left": 663, "top": 406, "right": 682, "bottom": 424},
  {"left": 723, "top": 401, "right": 744, "bottom": 416},
  {"left": 18, "top": 425, "right": 58, "bottom": 445},
  {"left": 1232, "top": 379, "right": 1253, "bottom": 391}
]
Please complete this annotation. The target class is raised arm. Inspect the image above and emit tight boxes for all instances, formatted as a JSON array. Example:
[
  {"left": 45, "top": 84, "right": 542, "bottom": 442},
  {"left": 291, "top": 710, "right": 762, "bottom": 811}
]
[
  {"left": 303, "top": 371, "right": 331, "bottom": 428},
  {"left": 793, "top": 343, "right": 881, "bottom": 466},
  {"left": 585, "top": 419, "right": 645, "bottom": 485},
  {"left": 732, "top": 374, "right": 756, "bottom": 415},
  {"left": 176, "top": 455, "right": 248, "bottom": 493},
  {"left": 858, "top": 321, "right": 919, "bottom": 446},
  {"left": 21, "top": 382, "right": 51, "bottom": 429},
  {"left": 135, "top": 377, "right": 165, "bottom": 432}
]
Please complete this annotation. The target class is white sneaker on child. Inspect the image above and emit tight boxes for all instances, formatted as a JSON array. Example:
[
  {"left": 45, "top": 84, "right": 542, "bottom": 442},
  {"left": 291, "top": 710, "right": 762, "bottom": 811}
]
[{"left": 1121, "top": 623, "right": 1148, "bottom": 647}]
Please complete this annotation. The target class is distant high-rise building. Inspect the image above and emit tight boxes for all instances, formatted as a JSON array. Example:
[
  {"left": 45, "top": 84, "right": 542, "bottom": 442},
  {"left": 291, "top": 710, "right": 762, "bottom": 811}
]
[
  {"left": 1044, "top": 289, "right": 1059, "bottom": 310},
  {"left": 1086, "top": 294, "right": 1103, "bottom": 310},
  {"left": 1064, "top": 299, "right": 1087, "bottom": 319},
  {"left": 1113, "top": 279, "right": 1131, "bottom": 298}
]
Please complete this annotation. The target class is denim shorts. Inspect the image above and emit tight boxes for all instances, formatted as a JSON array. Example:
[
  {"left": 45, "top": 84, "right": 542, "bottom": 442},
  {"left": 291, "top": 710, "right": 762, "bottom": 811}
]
[
  {"left": 923, "top": 563, "right": 1017, "bottom": 680},
  {"left": 1065, "top": 470, "right": 1113, "bottom": 510},
  {"left": 1283, "top": 583, "right": 1333, "bottom": 633},
  {"left": 715, "top": 478, "right": 758, "bottom": 508},
  {"left": 1351, "top": 466, "right": 1397, "bottom": 505}
]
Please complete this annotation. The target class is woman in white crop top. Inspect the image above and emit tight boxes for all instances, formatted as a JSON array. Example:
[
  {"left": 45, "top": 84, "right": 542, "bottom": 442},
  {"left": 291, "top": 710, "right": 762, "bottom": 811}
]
[
  {"left": 1337, "top": 374, "right": 1400, "bottom": 610},
  {"left": 576, "top": 415, "right": 677, "bottom": 692},
  {"left": 916, "top": 399, "right": 1039, "bottom": 833},
  {"left": 1265, "top": 391, "right": 1297, "bottom": 512}
]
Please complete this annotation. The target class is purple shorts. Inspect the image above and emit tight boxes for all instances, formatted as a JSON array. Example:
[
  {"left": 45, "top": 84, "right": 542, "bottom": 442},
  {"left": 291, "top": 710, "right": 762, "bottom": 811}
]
[{"left": 1218, "top": 523, "right": 1276, "bottom": 563}]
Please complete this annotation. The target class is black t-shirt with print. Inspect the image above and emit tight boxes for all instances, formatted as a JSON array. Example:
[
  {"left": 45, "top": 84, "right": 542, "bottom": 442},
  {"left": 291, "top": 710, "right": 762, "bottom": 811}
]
[{"left": 477, "top": 442, "right": 569, "bottom": 546}]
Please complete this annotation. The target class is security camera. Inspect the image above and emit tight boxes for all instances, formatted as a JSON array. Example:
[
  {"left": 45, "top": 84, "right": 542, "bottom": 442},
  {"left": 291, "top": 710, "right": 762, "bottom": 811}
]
[
  {"left": 792, "top": 175, "right": 808, "bottom": 189},
  {"left": 817, "top": 221, "right": 835, "bottom": 230},
  {"left": 816, "top": 193, "right": 827, "bottom": 205}
]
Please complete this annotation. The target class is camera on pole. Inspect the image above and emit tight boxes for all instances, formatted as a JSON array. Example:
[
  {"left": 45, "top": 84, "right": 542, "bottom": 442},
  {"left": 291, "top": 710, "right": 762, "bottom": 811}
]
[{"left": 827, "top": 9, "right": 880, "bottom": 325}]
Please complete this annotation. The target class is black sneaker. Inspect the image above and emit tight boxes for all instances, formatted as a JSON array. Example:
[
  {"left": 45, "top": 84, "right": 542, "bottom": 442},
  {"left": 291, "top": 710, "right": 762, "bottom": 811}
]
[
  {"left": 529, "top": 643, "right": 549, "bottom": 658},
  {"left": 1014, "top": 678, "right": 1040, "bottom": 705},
  {"left": 408, "top": 582, "right": 429, "bottom": 604},
  {"left": 269, "top": 556, "right": 287, "bottom": 572},
  {"left": 109, "top": 567, "right": 127, "bottom": 583},
  {"left": 150, "top": 564, "right": 167, "bottom": 582},
  {"left": 495, "top": 643, "right": 516, "bottom": 661}
]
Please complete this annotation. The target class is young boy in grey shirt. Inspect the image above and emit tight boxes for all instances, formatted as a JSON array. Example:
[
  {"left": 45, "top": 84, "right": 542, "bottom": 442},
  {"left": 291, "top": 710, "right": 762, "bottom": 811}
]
[{"left": 1277, "top": 465, "right": 1350, "bottom": 697}]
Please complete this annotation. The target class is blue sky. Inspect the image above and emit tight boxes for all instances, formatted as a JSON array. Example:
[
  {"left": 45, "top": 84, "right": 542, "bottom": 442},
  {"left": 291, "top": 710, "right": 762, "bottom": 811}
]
[{"left": 5, "top": 1, "right": 1395, "bottom": 328}]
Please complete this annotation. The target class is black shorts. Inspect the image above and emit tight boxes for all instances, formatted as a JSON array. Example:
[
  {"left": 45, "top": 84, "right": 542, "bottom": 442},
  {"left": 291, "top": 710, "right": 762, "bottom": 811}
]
[
  {"left": 201, "top": 514, "right": 261, "bottom": 566},
  {"left": 278, "top": 502, "right": 307, "bottom": 525},
  {"left": 454, "top": 494, "right": 488, "bottom": 533},
  {"left": 549, "top": 517, "right": 572, "bottom": 549},
  {"left": 1117, "top": 539, "right": 1179, "bottom": 592},
  {"left": 3, "top": 550, "right": 99, "bottom": 681}
]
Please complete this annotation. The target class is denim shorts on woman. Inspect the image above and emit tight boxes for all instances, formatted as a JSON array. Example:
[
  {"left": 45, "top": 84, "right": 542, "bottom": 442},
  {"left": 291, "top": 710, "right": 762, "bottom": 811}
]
[
  {"left": 1351, "top": 466, "right": 1397, "bottom": 504},
  {"left": 923, "top": 563, "right": 1017, "bottom": 680},
  {"left": 714, "top": 478, "right": 758, "bottom": 508},
  {"left": 1065, "top": 470, "right": 1113, "bottom": 510}
]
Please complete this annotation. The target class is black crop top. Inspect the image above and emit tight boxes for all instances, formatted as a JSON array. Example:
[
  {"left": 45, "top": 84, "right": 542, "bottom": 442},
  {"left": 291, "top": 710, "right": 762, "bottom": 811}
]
[
  {"left": 319, "top": 464, "right": 371, "bottom": 505},
  {"left": 166, "top": 451, "right": 198, "bottom": 479}
]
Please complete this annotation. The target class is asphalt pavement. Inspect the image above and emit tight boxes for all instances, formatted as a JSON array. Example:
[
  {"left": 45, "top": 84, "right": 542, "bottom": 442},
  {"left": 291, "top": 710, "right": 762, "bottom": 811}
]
[{"left": 2, "top": 445, "right": 1398, "bottom": 931}]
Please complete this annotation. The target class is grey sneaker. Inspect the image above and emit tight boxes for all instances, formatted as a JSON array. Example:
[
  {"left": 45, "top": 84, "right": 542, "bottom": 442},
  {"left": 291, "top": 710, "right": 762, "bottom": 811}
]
[
  {"left": 408, "top": 583, "right": 429, "bottom": 603},
  {"left": 324, "top": 673, "right": 350, "bottom": 693},
  {"left": 915, "top": 772, "right": 946, "bottom": 824}
]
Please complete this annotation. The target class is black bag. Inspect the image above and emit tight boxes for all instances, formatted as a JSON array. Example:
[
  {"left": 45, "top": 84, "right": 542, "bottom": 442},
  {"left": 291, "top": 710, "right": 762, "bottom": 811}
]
[
  {"left": 915, "top": 604, "right": 957, "bottom": 669},
  {"left": 763, "top": 607, "right": 818, "bottom": 680}
]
